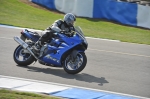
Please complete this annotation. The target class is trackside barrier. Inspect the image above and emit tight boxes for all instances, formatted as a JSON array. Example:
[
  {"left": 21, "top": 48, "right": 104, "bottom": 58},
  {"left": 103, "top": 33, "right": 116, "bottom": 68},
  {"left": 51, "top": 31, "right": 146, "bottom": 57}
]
[
  {"left": 32, "top": 0, "right": 56, "bottom": 10},
  {"left": 93, "top": 0, "right": 137, "bottom": 26},
  {"left": 31, "top": 0, "right": 150, "bottom": 29},
  {"left": 137, "top": 5, "right": 150, "bottom": 29}
]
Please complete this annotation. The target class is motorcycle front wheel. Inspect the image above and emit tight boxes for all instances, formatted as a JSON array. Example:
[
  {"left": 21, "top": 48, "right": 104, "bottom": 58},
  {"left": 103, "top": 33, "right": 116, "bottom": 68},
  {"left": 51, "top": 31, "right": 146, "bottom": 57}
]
[
  {"left": 13, "top": 45, "right": 35, "bottom": 66},
  {"left": 63, "top": 52, "right": 87, "bottom": 74}
]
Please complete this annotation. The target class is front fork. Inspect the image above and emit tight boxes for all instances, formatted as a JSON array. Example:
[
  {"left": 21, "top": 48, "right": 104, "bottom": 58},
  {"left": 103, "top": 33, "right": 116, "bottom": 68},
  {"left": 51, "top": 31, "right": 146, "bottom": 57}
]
[{"left": 70, "top": 50, "right": 79, "bottom": 62}]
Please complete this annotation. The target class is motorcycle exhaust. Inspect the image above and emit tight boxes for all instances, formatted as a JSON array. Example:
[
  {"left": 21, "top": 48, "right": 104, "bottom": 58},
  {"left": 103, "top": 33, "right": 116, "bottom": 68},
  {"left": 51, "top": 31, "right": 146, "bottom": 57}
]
[
  {"left": 14, "top": 36, "right": 39, "bottom": 60},
  {"left": 14, "top": 36, "right": 28, "bottom": 49}
]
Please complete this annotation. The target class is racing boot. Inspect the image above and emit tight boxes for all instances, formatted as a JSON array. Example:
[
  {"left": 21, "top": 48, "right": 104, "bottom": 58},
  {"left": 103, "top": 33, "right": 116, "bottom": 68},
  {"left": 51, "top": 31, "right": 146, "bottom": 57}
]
[{"left": 32, "top": 41, "right": 42, "bottom": 54}]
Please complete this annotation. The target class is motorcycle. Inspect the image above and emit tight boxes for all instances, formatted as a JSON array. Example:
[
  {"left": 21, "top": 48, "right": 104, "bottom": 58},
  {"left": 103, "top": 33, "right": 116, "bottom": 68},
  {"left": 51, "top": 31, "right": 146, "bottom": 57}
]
[{"left": 13, "top": 26, "right": 88, "bottom": 74}]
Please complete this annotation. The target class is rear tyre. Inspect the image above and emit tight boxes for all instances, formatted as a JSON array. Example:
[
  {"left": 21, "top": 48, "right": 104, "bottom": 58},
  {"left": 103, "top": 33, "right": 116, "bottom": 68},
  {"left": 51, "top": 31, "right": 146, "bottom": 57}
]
[
  {"left": 63, "top": 52, "right": 87, "bottom": 74},
  {"left": 13, "top": 45, "right": 35, "bottom": 66}
]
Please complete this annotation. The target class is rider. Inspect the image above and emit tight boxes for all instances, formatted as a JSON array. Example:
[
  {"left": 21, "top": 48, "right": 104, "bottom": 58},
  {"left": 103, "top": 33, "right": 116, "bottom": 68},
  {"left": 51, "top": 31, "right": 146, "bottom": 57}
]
[{"left": 33, "top": 13, "right": 76, "bottom": 53}]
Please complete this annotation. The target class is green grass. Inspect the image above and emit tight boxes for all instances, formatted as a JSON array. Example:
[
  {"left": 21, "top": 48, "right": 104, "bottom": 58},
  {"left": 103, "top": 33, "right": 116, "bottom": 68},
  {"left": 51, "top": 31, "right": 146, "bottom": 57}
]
[
  {"left": 0, "top": 89, "right": 60, "bottom": 99},
  {"left": 0, "top": 0, "right": 150, "bottom": 44}
]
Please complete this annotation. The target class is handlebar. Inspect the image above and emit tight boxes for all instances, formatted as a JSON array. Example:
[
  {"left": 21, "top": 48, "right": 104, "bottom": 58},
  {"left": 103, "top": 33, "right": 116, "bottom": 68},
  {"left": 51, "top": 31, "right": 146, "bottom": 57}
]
[{"left": 60, "top": 30, "right": 76, "bottom": 37}]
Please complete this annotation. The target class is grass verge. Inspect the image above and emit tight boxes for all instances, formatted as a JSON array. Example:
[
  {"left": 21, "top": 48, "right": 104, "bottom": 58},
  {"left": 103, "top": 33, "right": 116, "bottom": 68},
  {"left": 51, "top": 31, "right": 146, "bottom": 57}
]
[
  {"left": 0, "top": 89, "right": 60, "bottom": 99},
  {"left": 0, "top": 0, "right": 150, "bottom": 44}
]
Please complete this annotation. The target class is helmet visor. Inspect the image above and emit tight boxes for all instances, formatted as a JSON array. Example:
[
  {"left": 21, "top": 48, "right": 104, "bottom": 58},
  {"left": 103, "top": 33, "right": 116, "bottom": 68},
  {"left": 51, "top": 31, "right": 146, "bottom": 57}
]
[{"left": 67, "top": 19, "right": 75, "bottom": 26}]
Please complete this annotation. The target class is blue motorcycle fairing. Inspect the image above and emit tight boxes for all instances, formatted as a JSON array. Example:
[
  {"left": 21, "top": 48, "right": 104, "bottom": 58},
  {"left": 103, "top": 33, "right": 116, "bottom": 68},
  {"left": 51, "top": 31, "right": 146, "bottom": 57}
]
[
  {"left": 39, "top": 33, "right": 84, "bottom": 66},
  {"left": 22, "top": 29, "right": 40, "bottom": 42},
  {"left": 22, "top": 30, "right": 86, "bottom": 67}
]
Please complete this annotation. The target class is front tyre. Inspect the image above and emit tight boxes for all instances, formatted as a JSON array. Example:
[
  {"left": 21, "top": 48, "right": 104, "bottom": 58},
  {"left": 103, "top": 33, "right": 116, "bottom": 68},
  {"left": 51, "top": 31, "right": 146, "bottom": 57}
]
[
  {"left": 13, "top": 45, "right": 35, "bottom": 66},
  {"left": 63, "top": 52, "right": 87, "bottom": 74}
]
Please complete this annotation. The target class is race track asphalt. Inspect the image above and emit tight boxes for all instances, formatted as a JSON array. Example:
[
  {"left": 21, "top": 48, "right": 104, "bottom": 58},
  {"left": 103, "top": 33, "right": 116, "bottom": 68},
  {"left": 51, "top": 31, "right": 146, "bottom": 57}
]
[{"left": 0, "top": 26, "right": 150, "bottom": 98}]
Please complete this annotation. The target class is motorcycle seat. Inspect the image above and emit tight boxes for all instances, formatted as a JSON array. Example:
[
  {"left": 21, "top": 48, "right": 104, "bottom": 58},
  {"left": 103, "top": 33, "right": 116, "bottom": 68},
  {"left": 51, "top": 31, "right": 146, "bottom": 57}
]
[{"left": 25, "top": 29, "right": 40, "bottom": 37}]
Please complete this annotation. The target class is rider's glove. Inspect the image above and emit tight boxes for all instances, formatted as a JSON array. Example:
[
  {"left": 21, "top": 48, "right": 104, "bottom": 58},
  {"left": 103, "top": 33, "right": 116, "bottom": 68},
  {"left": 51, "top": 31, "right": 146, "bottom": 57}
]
[{"left": 60, "top": 30, "right": 74, "bottom": 37}]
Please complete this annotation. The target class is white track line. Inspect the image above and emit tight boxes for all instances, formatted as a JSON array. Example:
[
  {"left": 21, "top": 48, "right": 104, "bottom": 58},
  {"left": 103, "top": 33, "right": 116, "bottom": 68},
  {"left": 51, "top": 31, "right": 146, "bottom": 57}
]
[
  {"left": 0, "top": 37, "right": 13, "bottom": 40},
  {"left": 0, "top": 37, "right": 150, "bottom": 58}
]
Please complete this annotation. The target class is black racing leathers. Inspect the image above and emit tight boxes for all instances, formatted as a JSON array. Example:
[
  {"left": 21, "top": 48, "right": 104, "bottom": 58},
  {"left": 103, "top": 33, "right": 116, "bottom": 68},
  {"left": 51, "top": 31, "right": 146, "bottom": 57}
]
[{"left": 39, "top": 19, "right": 75, "bottom": 45}]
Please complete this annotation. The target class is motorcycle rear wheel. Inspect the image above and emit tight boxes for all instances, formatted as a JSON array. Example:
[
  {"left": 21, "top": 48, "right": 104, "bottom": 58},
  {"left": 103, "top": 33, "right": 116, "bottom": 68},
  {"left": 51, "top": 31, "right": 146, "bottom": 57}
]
[
  {"left": 13, "top": 45, "right": 35, "bottom": 66},
  {"left": 63, "top": 52, "right": 87, "bottom": 74}
]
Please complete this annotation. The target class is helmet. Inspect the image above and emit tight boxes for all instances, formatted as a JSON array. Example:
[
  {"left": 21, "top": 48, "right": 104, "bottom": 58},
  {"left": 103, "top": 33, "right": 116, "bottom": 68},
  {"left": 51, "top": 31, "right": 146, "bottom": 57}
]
[{"left": 64, "top": 13, "right": 76, "bottom": 26}]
